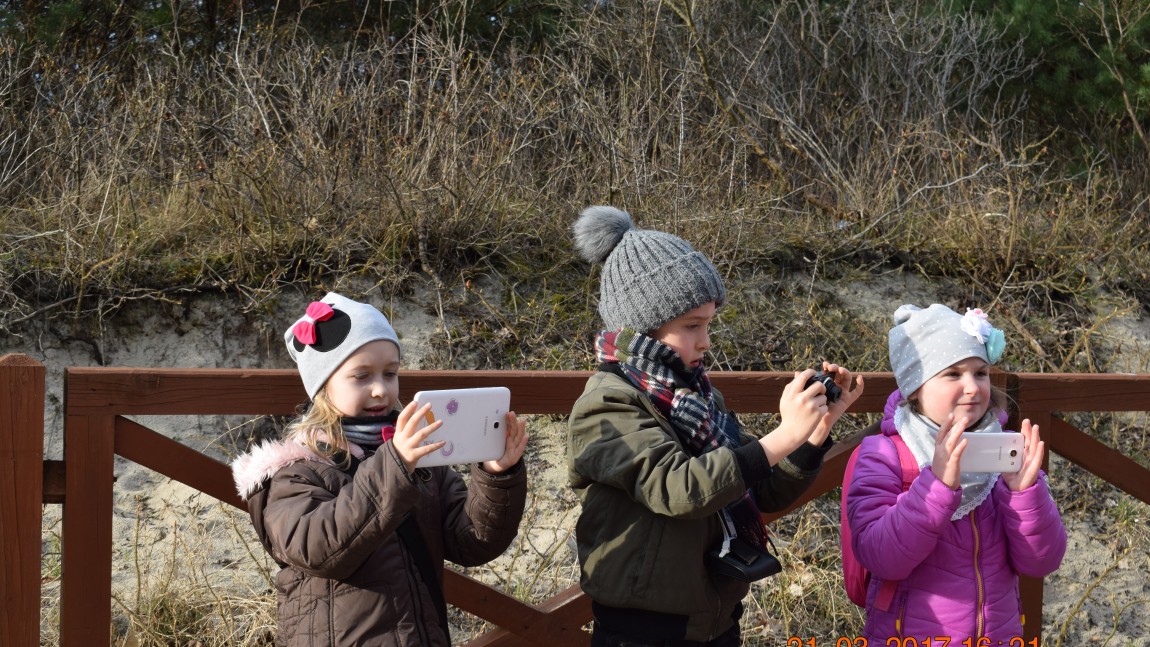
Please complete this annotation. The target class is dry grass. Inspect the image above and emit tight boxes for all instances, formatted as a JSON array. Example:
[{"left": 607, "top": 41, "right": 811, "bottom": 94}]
[
  {"left": 10, "top": 0, "right": 1150, "bottom": 644},
  {"left": 3, "top": 1, "right": 1147, "bottom": 341}
]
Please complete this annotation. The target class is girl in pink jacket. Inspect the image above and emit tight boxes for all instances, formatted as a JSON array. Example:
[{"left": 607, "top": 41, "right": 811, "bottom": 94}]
[{"left": 846, "top": 304, "right": 1066, "bottom": 643}]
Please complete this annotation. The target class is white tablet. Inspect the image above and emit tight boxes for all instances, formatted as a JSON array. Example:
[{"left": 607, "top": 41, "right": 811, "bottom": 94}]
[
  {"left": 411, "top": 387, "right": 510, "bottom": 467},
  {"left": 960, "top": 432, "right": 1024, "bottom": 473}
]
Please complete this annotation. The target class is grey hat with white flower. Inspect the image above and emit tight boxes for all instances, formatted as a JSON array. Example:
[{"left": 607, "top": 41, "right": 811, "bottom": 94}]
[{"left": 888, "top": 303, "right": 1005, "bottom": 396}]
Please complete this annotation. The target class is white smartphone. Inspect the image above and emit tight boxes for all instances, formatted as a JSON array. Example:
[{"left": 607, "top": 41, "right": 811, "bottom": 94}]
[
  {"left": 959, "top": 432, "right": 1024, "bottom": 473},
  {"left": 411, "top": 387, "right": 510, "bottom": 468}
]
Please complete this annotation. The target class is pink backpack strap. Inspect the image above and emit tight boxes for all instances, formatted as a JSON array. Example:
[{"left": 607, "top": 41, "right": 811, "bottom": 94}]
[
  {"left": 874, "top": 433, "right": 919, "bottom": 612},
  {"left": 890, "top": 434, "right": 918, "bottom": 487}
]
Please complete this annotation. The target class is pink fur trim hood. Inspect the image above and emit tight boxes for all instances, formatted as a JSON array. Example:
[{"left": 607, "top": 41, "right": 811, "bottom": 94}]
[
  {"left": 231, "top": 437, "right": 365, "bottom": 501},
  {"left": 232, "top": 440, "right": 321, "bottom": 501}
]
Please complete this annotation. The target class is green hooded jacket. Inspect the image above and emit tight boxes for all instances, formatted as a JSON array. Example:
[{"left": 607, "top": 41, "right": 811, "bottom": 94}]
[{"left": 567, "top": 370, "right": 831, "bottom": 641}]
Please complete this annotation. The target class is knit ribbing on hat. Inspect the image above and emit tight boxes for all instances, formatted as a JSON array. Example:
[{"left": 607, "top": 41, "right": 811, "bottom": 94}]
[
  {"left": 888, "top": 303, "right": 991, "bottom": 396},
  {"left": 573, "top": 205, "right": 726, "bottom": 333}
]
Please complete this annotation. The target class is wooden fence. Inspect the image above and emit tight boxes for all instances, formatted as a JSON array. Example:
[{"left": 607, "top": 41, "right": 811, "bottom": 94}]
[{"left": 3, "top": 352, "right": 1150, "bottom": 646}]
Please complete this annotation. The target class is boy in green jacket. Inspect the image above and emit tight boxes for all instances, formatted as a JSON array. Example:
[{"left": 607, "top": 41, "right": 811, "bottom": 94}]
[{"left": 567, "top": 206, "right": 863, "bottom": 646}]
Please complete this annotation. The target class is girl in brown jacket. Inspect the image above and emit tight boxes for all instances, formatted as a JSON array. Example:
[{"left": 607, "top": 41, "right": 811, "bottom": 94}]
[{"left": 232, "top": 292, "right": 528, "bottom": 646}]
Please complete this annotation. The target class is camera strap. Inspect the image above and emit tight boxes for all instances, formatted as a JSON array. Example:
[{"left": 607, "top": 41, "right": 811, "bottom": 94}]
[{"left": 716, "top": 509, "right": 738, "bottom": 557}]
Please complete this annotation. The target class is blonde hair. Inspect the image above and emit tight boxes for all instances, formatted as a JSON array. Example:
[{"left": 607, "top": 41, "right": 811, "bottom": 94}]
[{"left": 284, "top": 389, "right": 350, "bottom": 463}]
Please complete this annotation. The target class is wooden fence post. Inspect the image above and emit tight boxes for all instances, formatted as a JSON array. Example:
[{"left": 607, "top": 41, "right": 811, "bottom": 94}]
[{"left": 0, "top": 353, "right": 45, "bottom": 647}]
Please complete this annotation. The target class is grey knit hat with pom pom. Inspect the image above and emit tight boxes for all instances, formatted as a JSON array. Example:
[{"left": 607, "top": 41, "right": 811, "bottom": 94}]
[{"left": 573, "top": 205, "right": 726, "bottom": 333}]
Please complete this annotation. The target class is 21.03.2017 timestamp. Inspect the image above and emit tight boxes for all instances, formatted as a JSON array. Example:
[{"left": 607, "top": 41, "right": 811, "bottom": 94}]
[{"left": 786, "top": 638, "right": 1041, "bottom": 647}]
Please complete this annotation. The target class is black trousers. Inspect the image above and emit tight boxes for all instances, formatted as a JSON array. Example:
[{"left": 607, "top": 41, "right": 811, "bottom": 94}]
[{"left": 590, "top": 621, "right": 741, "bottom": 647}]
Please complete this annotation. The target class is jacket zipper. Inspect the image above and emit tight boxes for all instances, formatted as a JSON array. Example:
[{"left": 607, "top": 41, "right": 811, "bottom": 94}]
[
  {"left": 895, "top": 591, "right": 907, "bottom": 637},
  {"left": 328, "top": 579, "right": 336, "bottom": 647},
  {"left": 971, "top": 514, "right": 985, "bottom": 639}
]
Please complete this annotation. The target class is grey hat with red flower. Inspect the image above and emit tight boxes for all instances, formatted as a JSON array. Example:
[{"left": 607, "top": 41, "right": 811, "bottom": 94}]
[{"left": 284, "top": 292, "right": 401, "bottom": 398}]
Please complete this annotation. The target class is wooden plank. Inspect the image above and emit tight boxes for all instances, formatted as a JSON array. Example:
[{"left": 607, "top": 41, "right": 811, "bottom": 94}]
[
  {"left": 62, "top": 368, "right": 1150, "bottom": 415},
  {"left": 43, "top": 460, "right": 66, "bottom": 504},
  {"left": 761, "top": 423, "right": 877, "bottom": 523},
  {"left": 1013, "top": 372, "right": 1150, "bottom": 411},
  {"left": 0, "top": 354, "right": 45, "bottom": 647},
  {"left": 460, "top": 584, "right": 591, "bottom": 647},
  {"left": 62, "top": 369, "right": 893, "bottom": 417},
  {"left": 60, "top": 413, "right": 115, "bottom": 647},
  {"left": 1020, "top": 575, "right": 1044, "bottom": 644},
  {"left": 1020, "top": 408, "right": 1052, "bottom": 644},
  {"left": 1047, "top": 416, "right": 1150, "bottom": 506},
  {"left": 114, "top": 417, "right": 245, "bottom": 510},
  {"left": 64, "top": 368, "right": 305, "bottom": 416},
  {"left": 64, "top": 369, "right": 594, "bottom": 416},
  {"left": 444, "top": 569, "right": 545, "bottom": 633},
  {"left": 711, "top": 372, "right": 895, "bottom": 414}
]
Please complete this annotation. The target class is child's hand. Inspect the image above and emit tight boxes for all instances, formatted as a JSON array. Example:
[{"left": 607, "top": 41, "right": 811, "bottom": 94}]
[
  {"left": 482, "top": 410, "right": 528, "bottom": 474},
  {"left": 392, "top": 400, "right": 445, "bottom": 473},
  {"left": 1002, "top": 419, "right": 1044, "bottom": 491},
  {"left": 760, "top": 369, "right": 827, "bottom": 464},
  {"left": 808, "top": 362, "right": 865, "bottom": 445},
  {"left": 932, "top": 413, "right": 968, "bottom": 489}
]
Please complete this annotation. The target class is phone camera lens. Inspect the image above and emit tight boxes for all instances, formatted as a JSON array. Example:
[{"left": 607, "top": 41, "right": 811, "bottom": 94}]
[
  {"left": 1009, "top": 449, "right": 1018, "bottom": 457},
  {"left": 494, "top": 421, "right": 500, "bottom": 429}
]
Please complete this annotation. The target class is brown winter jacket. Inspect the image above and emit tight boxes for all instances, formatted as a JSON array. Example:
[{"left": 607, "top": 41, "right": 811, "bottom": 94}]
[{"left": 232, "top": 437, "right": 527, "bottom": 646}]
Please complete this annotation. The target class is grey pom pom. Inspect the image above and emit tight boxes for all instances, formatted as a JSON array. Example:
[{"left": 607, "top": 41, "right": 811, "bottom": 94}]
[{"left": 573, "top": 206, "right": 634, "bottom": 264}]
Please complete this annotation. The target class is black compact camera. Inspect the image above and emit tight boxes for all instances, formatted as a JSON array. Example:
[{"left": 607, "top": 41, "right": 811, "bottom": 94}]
[{"left": 805, "top": 372, "right": 842, "bottom": 403}]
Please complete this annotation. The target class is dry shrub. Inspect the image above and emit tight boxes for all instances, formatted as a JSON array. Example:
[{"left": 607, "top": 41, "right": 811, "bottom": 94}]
[{"left": 7, "top": 0, "right": 1127, "bottom": 334}]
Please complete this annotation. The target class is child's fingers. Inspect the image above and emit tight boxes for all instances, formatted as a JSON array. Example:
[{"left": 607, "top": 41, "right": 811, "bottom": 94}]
[
  {"left": 1020, "top": 419, "right": 1044, "bottom": 465},
  {"left": 937, "top": 414, "right": 967, "bottom": 445},
  {"left": 392, "top": 417, "right": 444, "bottom": 471},
  {"left": 502, "top": 412, "right": 525, "bottom": 447},
  {"left": 822, "top": 363, "right": 850, "bottom": 386},
  {"left": 1026, "top": 437, "right": 1045, "bottom": 472},
  {"left": 397, "top": 405, "right": 438, "bottom": 439},
  {"left": 951, "top": 436, "right": 968, "bottom": 461},
  {"left": 410, "top": 419, "right": 442, "bottom": 444},
  {"left": 1028, "top": 424, "right": 1042, "bottom": 458},
  {"left": 1031, "top": 440, "right": 1046, "bottom": 472},
  {"left": 407, "top": 439, "right": 447, "bottom": 464},
  {"left": 791, "top": 369, "right": 817, "bottom": 394},
  {"left": 485, "top": 414, "right": 529, "bottom": 473},
  {"left": 947, "top": 418, "right": 967, "bottom": 459},
  {"left": 1020, "top": 419, "right": 1037, "bottom": 446},
  {"left": 505, "top": 412, "right": 528, "bottom": 451},
  {"left": 795, "top": 369, "right": 831, "bottom": 408},
  {"left": 504, "top": 410, "right": 525, "bottom": 435},
  {"left": 1013, "top": 439, "right": 1044, "bottom": 489},
  {"left": 396, "top": 400, "right": 430, "bottom": 432}
]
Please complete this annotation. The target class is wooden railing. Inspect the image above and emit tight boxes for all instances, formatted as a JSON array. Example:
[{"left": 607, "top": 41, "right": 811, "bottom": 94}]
[{"left": 3, "top": 353, "right": 1150, "bottom": 646}]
